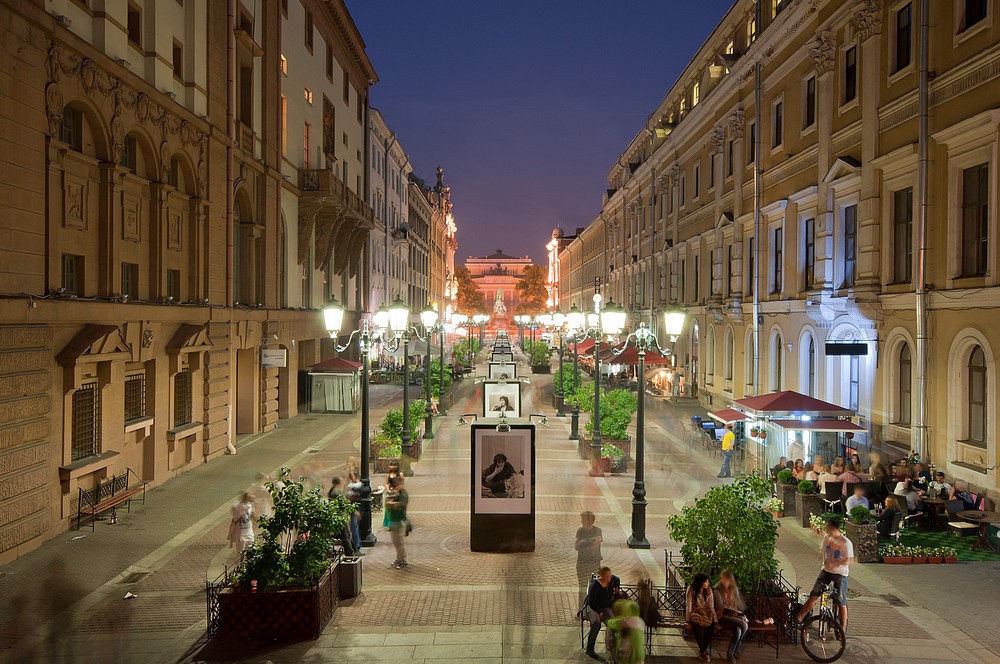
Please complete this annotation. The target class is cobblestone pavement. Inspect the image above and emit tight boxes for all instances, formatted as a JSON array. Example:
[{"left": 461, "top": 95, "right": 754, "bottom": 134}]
[{"left": 1, "top": 363, "right": 999, "bottom": 663}]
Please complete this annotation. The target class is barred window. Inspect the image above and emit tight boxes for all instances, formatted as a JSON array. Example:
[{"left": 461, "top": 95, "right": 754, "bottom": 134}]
[
  {"left": 124, "top": 373, "right": 146, "bottom": 423},
  {"left": 174, "top": 370, "right": 193, "bottom": 427},
  {"left": 72, "top": 382, "right": 101, "bottom": 461}
]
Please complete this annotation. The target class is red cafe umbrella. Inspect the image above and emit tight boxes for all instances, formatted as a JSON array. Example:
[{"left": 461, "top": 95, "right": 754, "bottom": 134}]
[{"left": 599, "top": 345, "right": 672, "bottom": 366}]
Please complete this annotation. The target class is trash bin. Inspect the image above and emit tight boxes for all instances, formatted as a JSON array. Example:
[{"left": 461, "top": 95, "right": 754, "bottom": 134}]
[{"left": 338, "top": 556, "right": 362, "bottom": 599}]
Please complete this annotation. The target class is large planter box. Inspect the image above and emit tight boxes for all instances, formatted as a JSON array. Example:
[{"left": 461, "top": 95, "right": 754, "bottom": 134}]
[
  {"left": 374, "top": 457, "right": 400, "bottom": 474},
  {"left": 777, "top": 484, "right": 798, "bottom": 516},
  {"left": 216, "top": 564, "right": 338, "bottom": 640},
  {"left": 844, "top": 520, "right": 878, "bottom": 563},
  {"left": 531, "top": 364, "right": 551, "bottom": 374},
  {"left": 795, "top": 493, "right": 825, "bottom": 529}
]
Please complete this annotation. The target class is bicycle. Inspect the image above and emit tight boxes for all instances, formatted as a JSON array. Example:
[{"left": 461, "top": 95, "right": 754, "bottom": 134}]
[{"left": 799, "top": 581, "right": 847, "bottom": 662}]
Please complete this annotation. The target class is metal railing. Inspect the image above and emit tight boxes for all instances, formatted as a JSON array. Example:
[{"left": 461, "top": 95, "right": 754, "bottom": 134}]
[{"left": 298, "top": 167, "right": 374, "bottom": 223}]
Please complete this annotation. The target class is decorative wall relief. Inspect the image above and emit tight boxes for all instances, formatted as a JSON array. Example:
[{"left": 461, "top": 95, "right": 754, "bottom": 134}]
[
  {"left": 123, "top": 196, "right": 141, "bottom": 241},
  {"left": 64, "top": 179, "right": 86, "bottom": 229},
  {"left": 168, "top": 212, "right": 182, "bottom": 251}
]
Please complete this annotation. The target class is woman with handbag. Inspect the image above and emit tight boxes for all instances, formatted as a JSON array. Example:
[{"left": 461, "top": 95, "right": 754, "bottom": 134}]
[
  {"left": 713, "top": 570, "right": 748, "bottom": 663},
  {"left": 686, "top": 573, "right": 718, "bottom": 662}
]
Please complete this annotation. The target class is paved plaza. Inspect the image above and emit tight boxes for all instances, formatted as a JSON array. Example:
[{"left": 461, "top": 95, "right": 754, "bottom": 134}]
[{"left": 1, "top": 367, "right": 999, "bottom": 663}]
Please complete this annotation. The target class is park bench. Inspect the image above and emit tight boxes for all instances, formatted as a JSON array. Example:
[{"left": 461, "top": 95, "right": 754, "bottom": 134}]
[{"left": 75, "top": 467, "right": 148, "bottom": 531}]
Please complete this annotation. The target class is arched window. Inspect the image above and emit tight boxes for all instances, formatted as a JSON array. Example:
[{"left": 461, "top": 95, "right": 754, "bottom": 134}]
[
  {"left": 724, "top": 328, "right": 734, "bottom": 381},
  {"left": 898, "top": 344, "right": 912, "bottom": 425},
  {"left": 969, "top": 345, "right": 987, "bottom": 445},
  {"left": 745, "top": 332, "right": 756, "bottom": 389},
  {"left": 706, "top": 326, "right": 716, "bottom": 380},
  {"left": 771, "top": 332, "right": 783, "bottom": 391},
  {"left": 806, "top": 336, "right": 816, "bottom": 396}
]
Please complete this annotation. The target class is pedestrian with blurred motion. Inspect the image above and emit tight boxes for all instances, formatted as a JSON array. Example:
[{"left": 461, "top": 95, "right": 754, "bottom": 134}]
[
  {"left": 345, "top": 456, "right": 360, "bottom": 483},
  {"left": 382, "top": 459, "right": 403, "bottom": 528},
  {"left": 575, "top": 511, "right": 603, "bottom": 600},
  {"left": 228, "top": 492, "right": 255, "bottom": 556},
  {"left": 717, "top": 423, "right": 735, "bottom": 478},
  {"left": 386, "top": 475, "right": 409, "bottom": 568},
  {"left": 42, "top": 559, "right": 83, "bottom": 663}
]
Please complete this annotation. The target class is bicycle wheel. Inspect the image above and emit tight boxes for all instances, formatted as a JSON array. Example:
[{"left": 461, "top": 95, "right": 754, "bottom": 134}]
[{"left": 801, "top": 614, "right": 846, "bottom": 662}]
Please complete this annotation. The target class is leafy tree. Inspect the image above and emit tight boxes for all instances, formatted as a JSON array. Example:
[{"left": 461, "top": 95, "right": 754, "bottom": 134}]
[
  {"left": 666, "top": 474, "right": 779, "bottom": 589},
  {"left": 429, "top": 358, "right": 453, "bottom": 399},
  {"left": 514, "top": 264, "right": 549, "bottom": 315},
  {"left": 523, "top": 339, "right": 552, "bottom": 365},
  {"left": 454, "top": 265, "right": 484, "bottom": 315},
  {"left": 554, "top": 355, "right": 581, "bottom": 394},
  {"left": 584, "top": 388, "right": 637, "bottom": 440},
  {"left": 454, "top": 337, "right": 481, "bottom": 366}
]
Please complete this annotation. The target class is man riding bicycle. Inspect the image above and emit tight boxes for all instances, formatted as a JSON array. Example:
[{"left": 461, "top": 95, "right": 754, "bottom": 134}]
[{"left": 797, "top": 517, "right": 853, "bottom": 632}]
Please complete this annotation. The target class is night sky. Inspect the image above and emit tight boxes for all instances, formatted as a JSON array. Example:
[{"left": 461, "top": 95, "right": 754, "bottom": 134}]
[{"left": 347, "top": 1, "right": 733, "bottom": 264}]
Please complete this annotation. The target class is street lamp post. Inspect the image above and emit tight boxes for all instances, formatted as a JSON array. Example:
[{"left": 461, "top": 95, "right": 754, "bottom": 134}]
[
  {"left": 579, "top": 295, "right": 627, "bottom": 478},
  {"left": 552, "top": 311, "right": 566, "bottom": 416},
  {"left": 438, "top": 319, "right": 448, "bottom": 415},
  {"left": 567, "top": 305, "right": 584, "bottom": 440},
  {"left": 323, "top": 297, "right": 378, "bottom": 546},
  {"left": 421, "top": 308, "right": 439, "bottom": 439}
]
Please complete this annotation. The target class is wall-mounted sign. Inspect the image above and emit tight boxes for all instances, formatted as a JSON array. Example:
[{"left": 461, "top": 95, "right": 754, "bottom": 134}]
[
  {"left": 824, "top": 342, "right": 868, "bottom": 356},
  {"left": 261, "top": 348, "right": 288, "bottom": 367}
]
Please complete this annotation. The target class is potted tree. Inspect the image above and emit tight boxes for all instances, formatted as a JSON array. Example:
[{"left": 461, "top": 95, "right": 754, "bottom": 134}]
[
  {"left": 527, "top": 340, "right": 553, "bottom": 374},
  {"left": 776, "top": 469, "right": 798, "bottom": 516},
  {"left": 372, "top": 399, "right": 427, "bottom": 471},
  {"left": 765, "top": 497, "right": 784, "bottom": 518},
  {"left": 585, "top": 388, "right": 637, "bottom": 473},
  {"left": 215, "top": 470, "right": 354, "bottom": 640},
  {"left": 795, "top": 480, "right": 823, "bottom": 529},
  {"left": 845, "top": 506, "right": 878, "bottom": 563}
]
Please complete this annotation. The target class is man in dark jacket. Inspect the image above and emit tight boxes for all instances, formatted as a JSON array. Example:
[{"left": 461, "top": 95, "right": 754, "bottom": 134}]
[{"left": 583, "top": 566, "right": 621, "bottom": 658}]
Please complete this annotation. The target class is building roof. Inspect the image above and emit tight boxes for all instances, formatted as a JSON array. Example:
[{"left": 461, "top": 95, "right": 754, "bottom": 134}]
[
  {"left": 483, "top": 249, "right": 517, "bottom": 260},
  {"left": 308, "top": 357, "right": 362, "bottom": 372}
]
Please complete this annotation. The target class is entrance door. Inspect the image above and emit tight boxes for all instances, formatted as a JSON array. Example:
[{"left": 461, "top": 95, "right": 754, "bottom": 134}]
[{"left": 236, "top": 348, "right": 259, "bottom": 434}]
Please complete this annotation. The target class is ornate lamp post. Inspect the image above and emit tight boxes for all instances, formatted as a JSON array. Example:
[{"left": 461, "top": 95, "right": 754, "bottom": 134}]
[
  {"left": 322, "top": 297, "right": 378, "bottom": 546},
  {"left": 438, "top": 316, "right": 450, "bottom": 415},
  {"left": 566, "top": 305, "right": 585, "bottom": 440},
  {"left": 552, "top": 310, "right": 567, "bottom": 416},
  {"left": 420, "top": 306, "right": 439, "bottom": 439}
]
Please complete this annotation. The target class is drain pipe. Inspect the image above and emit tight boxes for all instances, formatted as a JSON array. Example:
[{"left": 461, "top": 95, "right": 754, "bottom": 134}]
[
  {"left": 226, "top": 1, "right": 235, "bottom": 308},
  {"left": 751, "top": 0, "right": 763, "bottom": 398},
  {"left": 914, "top": 0, "right": 929, "bottom": 458}
]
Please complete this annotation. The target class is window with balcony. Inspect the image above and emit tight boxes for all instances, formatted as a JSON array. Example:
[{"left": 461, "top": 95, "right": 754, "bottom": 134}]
[{"left": 962, "top": 162, "right": 989, "bottom": 277}]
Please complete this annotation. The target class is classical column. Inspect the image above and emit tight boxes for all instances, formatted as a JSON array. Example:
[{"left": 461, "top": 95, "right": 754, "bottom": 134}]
[{"left": 810, "top": 31, "right": 837, "bottom": 292}]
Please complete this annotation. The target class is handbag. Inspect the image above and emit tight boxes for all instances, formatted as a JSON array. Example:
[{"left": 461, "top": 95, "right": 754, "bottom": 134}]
[
  {"left": 690, "top": 605, "right": 713, "bottom": 627},
  {"left": 405, "top": 519, "right": 413, "bottom": 536}
]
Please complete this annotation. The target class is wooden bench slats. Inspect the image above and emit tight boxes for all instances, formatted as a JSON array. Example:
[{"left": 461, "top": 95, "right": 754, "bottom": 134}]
[{"left": 75, "top": 468, "right": 147, "bottom": 531}]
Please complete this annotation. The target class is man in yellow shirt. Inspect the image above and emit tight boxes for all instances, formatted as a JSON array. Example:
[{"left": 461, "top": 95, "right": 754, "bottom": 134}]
[{"left": 717, "top": 423, "right": 735, "bottom": 478}]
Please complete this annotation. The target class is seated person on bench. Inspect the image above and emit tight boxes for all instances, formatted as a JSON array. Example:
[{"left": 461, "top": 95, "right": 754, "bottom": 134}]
[{"left": 583, "top": 566, "right": 621, "bottom": 659}]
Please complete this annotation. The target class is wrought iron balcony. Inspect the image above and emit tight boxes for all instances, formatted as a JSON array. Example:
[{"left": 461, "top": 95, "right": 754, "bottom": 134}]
[{"left": 298, "top": 167, "right": 373, "bottom": 224}]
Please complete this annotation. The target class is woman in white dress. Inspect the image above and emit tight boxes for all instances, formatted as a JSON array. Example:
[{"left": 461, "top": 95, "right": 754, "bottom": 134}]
[{"left": 228, "top": 492, "right": 255, "bottom": 556}]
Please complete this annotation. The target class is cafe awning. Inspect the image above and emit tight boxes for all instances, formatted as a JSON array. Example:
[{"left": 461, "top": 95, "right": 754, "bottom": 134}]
[
  {"left": 708, "top": 408, "right": 752, "bottom": 424},
  {"left": 732, "top": 390, "right": 854, "bottom": 418},
  {"left": 575, "top": 338, "right": 596, "bottom": 354},
  {"left": 770, "top": 419, "right": 865, "bottom": 432},
  {"left": 309, "top": 357, "right": 362, "bottom": 373},
  {"left": 599, "top": 346, "right": 672, "bottom": 366}
]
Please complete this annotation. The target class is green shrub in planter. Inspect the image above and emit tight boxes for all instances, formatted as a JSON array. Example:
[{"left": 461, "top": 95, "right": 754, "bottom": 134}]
[
  {"left": 777, "top": 469, "right": 795, "bottom": 485},
  {"left": 849, "top": 506, "right": 873, "bottom": 524},
  {"left": 428, "top": 359, "right": 453, "bottom": 399},
  {"left": 585, "top": 388, "right": 638, "bottom": 440},
  {"left": 797, "top": 480, "right": 817, "bottom": 495},
  {"left": 601, "top": 443, "right": 624, "bottom": 458}
]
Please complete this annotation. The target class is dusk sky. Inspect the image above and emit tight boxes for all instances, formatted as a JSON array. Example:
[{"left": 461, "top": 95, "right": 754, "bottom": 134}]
[{"left": 347, "top": 1, "right": 733, "bottom": 264}]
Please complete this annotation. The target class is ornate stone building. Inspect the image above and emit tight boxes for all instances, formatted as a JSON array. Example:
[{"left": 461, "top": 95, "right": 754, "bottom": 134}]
[
  {"left": 466, "top": 250, "right": 535, "bottom": 318},
  {"left": 0, "top": 0, "right": 376, "bottom": 561},
  {"left": 558, "top": 0, "right": 1000, "bottom": 499}
]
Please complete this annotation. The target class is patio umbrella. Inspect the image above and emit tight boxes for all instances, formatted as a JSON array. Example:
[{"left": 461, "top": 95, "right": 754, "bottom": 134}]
[{"left": 599, "top": 346, "right": 672, "bottom": 365}]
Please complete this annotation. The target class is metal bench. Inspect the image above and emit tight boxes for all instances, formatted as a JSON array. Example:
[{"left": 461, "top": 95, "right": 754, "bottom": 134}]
[{"left": 75, "top": 468, "right": 147, "bottom": 531}]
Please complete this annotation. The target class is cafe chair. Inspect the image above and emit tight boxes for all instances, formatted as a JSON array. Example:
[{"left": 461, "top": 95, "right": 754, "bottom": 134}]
[
  {"left": 822, "top": 483, "right": 843, "bottom": 513},
  {"left": 878, "top": 511, "right": 904, "bottom": 543},
  {"left": 944, "top": 499, "right": 978, "bottom": 540}
]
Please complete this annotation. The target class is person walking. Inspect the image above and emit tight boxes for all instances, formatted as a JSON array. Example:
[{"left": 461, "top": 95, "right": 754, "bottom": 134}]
[
  {"left": 686, "top": 573, "right": 718, "bottom": 663},
  {"left": 344, "top": 456, "right": 360, "bottom": 483},
  {"left": 575, "top": 511, "right": 603, "bottom": 600},
  {"left": 713, "top": 570, "right": 748, "bottom": 663},
  {"left": 717, "top": 423, "right": 735, "bottom": 478},
  {"left": 383, "top": 459, "right": 403, "bottom": 529},
  {"left": 228, "top": 492, "right": 255, "bottom": 557},
  {"left": 385, "top": 475, "right": 409, "bottom": 569}
]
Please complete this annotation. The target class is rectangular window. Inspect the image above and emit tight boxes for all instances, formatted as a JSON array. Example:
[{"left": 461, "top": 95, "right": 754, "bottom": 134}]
[
  {"left": 72, "top": 382, "right": 101, "bottom": 461},
  {"left": 62, "top": 254, "right": 84, "bottom": 295},
  {"left": 694, "top": 255, "right": 700, "bottom": 301},
  {"left": 747, "top": 15, "right": 757, "bottom": 44},
  {"left": 680, "top": 259, "right": 686, "bottom": 302},
  {"left": 120, "top": 135, "right": 137, "bottom": 171},
  {"left": 725, "top": 245, "right": 732, "bottom": 297},
  {"left": 895, "top": 3, "right": 912, "bottom": 71},
  {"left": 280, "top": 95, "right": 287, "bottom": 157},
  {"left": 121, "top": 262, "right": 138, "bottom": 300},
  {"left": 304, "top": 87, "right": 313, "bottom": 105},
  {"left": 844, "top": 46, "right": 858, "bottom": 103},
  {"left": 843, "top": 204, "right": 858, "bottom": 287},
  {"left": 692, "top": 82, "right": 700, "bottom": 107},
  {"left": 173, "top": 370, "right": 193, "bottom": 427},
  {"left": 961, "top": 0, "right": 988, "bottom": 31},
  {"left": 124, "top": 373, "right": 146, "bottom": 423},
  {"left": 343, "top": 75, "right": 350, "bottom": 103},
  {"left": 127, "top": 2, "right": 142, "bottom": 47},
  {"left": 167, "top": 269, "right": 181, "bottom": 300},
  {"left": 772, "top": 100, "right": 783, "bottom": 148},
  {"left": 727, "top": 139, "right": 734, "bottom": 177},
  {"left": 893, "top": 187, "right": 913, "bottom": 283},
  {"left": 710, "top": 250, "right": 718, "bottom": 294},
  {"left": 172, "top": 39, "right": 183, "bottom": 78},
  {"left": 61, "top": 107, "right": 81, "bottom": 150},
  {"left": 804, "top": 217, "right": 815, "bottom": 289},
  {"left": 693, "top": 164, "right": 700, "bottom": 198},
  {"left": 747, "top": 122, "right": 756, "bottom": 163},
  {"left": 804, "top": 76, "right": 816, "bottom": 128},
  {"left": 774, "top": 0, "right": 785, "bottom": 16},
  {"left": 304, "top": 10, "right": 313, "bottom": 51},
  {"left": 303, "top": 122, "right": 311, "bottom": 169},
  {"left": 747, "top": 237, "right": 755, "bottom": 296},
  {"left": 962, "top": 162, "right": 989, "bottom": 276},
  {"left": 849, "top": 355, "right": 860, "bottom": 411},
  {"left": 709, "top": 154, "right": 715, "bottom": 189},
  {"left": 680, "top": 174, "right": 686, "bottom": 206},
  {"left": 772, "top": 227, "right": 783, "bottom": 293},
  {"left": 357, "top": 89, "right": 363, "bottom": 123},
  {"left": 326, "top": 44, "right": 334, "bottom": 81}
]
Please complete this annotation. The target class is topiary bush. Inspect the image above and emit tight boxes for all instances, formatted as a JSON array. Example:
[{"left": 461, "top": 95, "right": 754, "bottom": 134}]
[
  {"left": 849, "top": 506, "right": 872, "bottom": 524},
  {"left": 797, "top": 480, "right": 817, "bottom": 495},
  {"left": 777, "top": 469, "right": 795, "bottom": 485}
]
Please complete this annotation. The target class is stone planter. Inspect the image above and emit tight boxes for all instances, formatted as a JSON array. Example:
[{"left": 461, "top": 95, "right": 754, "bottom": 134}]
[
  {"left": 531, "top": 364, "right": 551, "bottom": 374},
  {"left": 216, "top": 564, "right": 338, "bottom": 640},
  {"left": 604, "top": 455, "right": 628, "bottom": 474},
  {"left": 777, "top": 484, "right": 798, "bottom": 516},
  {"left": 844, "top": 520, "right": 878, "bottom": 563},
  {"left": 795, "top": 493, "right": 825, "bottom": 529}
]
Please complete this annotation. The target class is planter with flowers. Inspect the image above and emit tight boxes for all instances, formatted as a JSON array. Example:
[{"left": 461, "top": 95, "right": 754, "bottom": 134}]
[
  {"left": 765, "top": 497, "right": 784, "bottom": 518},
  {"left": 881, "top": 544, "right": 912, "bottom": 564},
  {"left": 809, "top": 513, "right": 826, "bottom": 534},
  {"left": 910, "top": 546, "right": 928, "bottom": 564},
  {"left": 938, "top": 547, "right": 958, "bottom": 564},
  {"left": 844, "top": 507, "right": 878, "bottom": 563},
  {"left": 795, "top": 481, "right": 823, "bottom": 529}
]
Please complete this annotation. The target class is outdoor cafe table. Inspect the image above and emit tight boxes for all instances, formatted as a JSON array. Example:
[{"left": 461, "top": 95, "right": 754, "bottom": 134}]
[
  {"left": 920, "top": 497, "right": 946, "bottom": 530},
  {"left": 957, "top": 510, "right": 1000, "bottom": 553}
]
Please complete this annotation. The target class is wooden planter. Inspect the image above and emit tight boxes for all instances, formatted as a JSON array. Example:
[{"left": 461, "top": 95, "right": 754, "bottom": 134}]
[
  {"left": 777, "top": 484, "right": 798, "bottom": 516},
  {"left": 216, "top": 564, "right": 338, "bottom": 640},
  {"left": 882, "top": 556, "right": 911, "bottom": 564},
  {"left": 795, "top": 493, "right": 824, "bottom": 529},
  {"left": 844, "top": 520, "right": 878, "bottom": 563}
]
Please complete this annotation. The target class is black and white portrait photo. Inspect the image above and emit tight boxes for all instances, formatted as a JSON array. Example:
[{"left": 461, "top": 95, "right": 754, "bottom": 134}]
[
  {"left": 491, "top": 352, "right": 513, "bottom": 363},
  {"left": 489, "top": 362, "right": 517, "bottom": 380},
  {"left": 482, "top": 381, "right": 520, "bottom": 418},
  {"left": 474, "top": 428, "right": 532, "bottom": 515}
]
